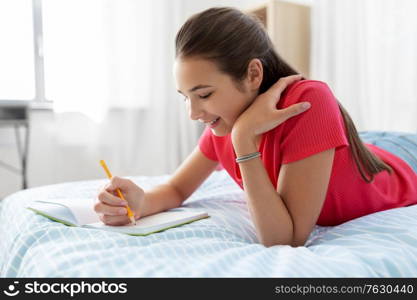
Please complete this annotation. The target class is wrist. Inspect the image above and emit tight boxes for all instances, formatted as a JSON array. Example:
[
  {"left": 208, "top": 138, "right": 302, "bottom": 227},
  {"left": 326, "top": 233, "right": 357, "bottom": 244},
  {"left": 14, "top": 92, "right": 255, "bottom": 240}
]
[
  {"left": 232, "top": 129, "right": 255, "bottom": 144},
  {"left": 134, "top": 194, "right": 148, "bottom": 219},
  {"left": 232, "top": 131, "right": 257, "bottom": 156}
]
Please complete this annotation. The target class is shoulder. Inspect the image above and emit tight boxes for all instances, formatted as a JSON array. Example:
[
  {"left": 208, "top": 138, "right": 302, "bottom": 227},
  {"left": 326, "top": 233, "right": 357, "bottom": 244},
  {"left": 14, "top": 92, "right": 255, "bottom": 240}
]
[
  {"left": 278, "top": 79, "right": 336, "bottom": 109},
  {"left": 286, "top": 79, "right": 331, "bottom": 94}
]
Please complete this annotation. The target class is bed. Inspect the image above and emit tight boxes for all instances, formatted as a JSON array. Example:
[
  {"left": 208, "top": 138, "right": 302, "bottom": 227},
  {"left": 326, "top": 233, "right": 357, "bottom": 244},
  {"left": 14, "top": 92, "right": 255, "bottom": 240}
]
[{"left": 1, "top": 170, "right": 417, "bottom": 277}]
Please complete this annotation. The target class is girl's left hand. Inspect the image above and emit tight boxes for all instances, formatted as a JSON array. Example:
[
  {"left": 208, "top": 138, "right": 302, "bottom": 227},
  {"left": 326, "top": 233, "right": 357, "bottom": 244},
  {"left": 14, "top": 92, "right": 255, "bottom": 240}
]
[{"left": 231, "top": 74, "right": 311, "bottom": 142}]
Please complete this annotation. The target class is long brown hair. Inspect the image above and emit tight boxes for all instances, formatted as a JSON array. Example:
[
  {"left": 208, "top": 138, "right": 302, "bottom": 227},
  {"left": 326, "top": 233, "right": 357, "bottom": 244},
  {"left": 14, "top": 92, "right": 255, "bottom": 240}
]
[{"left": 175, "top": 7, "right": 392, "bottom": 182}]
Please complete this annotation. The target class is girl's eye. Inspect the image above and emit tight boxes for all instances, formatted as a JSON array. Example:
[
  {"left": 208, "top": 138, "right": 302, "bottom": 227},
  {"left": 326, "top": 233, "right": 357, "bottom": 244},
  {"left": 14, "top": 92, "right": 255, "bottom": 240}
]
[
  {"left": 181, "top": 92, "right": 212, "bottom": 102},
  {"left": 199, "top": 92, "right": 212, "bottom": 99}
]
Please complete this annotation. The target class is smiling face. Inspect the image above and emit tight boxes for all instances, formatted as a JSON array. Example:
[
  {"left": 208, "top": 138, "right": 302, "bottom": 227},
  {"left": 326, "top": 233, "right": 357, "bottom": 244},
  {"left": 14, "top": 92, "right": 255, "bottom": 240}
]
[{"left": 174, "top": 57, "right": 260, "bottom": 137}]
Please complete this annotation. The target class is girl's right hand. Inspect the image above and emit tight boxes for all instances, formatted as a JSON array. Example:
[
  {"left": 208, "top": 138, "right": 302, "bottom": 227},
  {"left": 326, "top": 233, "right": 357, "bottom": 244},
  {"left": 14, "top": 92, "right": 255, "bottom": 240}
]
[{"left": 94, "top": 176, "right": 146, "bottom": 226}]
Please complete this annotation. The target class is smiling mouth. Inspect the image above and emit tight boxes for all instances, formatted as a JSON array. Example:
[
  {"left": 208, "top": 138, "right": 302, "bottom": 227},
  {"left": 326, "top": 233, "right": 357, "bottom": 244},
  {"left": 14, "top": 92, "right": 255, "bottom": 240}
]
[
  {"left": 207, "top": 117, "right": 221, "bottom": 128},
  {"left": 209, "top": 117, "right": 220, "bottom": 125}
]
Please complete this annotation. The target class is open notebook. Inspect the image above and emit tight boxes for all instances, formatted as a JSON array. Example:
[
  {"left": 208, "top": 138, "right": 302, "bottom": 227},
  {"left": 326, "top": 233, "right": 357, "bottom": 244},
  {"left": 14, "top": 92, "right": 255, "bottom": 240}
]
[{"left": 27, "top": 198, "right": 209, "bottom": 236}]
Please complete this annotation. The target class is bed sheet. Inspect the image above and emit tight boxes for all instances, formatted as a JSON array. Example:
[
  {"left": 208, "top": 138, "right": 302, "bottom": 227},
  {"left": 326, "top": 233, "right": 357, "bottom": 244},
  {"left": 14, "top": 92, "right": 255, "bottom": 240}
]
[{"left": 1, "top": 170, "right": 417, "bottom": 277}]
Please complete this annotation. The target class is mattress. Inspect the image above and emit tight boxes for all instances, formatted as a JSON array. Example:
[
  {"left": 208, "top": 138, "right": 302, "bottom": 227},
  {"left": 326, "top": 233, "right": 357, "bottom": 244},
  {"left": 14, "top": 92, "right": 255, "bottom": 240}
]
[{"left": 1, "top": 170, "right": 416, "bottom": 277}]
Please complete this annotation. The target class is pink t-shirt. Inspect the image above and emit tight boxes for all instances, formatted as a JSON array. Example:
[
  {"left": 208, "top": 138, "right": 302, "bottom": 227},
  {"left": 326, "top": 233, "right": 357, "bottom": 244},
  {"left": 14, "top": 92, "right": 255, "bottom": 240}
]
[{"left": 198, "top": 80, "right": 417, "bottom": 226}]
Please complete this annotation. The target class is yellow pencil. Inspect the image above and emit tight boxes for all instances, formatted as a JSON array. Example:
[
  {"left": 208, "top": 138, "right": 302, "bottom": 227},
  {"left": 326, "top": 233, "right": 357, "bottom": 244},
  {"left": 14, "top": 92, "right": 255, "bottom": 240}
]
[{"left": 99, "top": 160, "right": 136, "bottom": 225}]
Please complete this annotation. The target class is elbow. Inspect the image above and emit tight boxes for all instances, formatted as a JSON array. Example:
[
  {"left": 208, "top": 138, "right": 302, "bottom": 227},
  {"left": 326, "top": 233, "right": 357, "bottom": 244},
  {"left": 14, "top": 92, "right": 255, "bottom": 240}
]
[
  {"left": 290, "top": 240, "right": 307, "bottom": 247},
  {"left": 261, "top": 239, "right": 306, "bottom": 248},
  {"left": 257, "top": 223, "right": 295, "bottom": 248},
  {"left": 262, "top": 241, "right": 283, "bottom": 248},
  {"left": 259, "top": 234, "right": 294, "bottom": 248},
  {"left": 259, "top": 234, "right": 307, "bottom": 248},
  {"left": 290, "top": 235, "right": 308, "bottom": 247}
]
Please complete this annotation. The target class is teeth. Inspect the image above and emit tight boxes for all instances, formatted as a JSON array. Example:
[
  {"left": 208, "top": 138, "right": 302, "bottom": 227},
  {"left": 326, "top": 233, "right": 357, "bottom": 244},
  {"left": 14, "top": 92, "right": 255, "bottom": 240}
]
[{"left": 209, "top": 117, "right": 219, "bottom": 125}]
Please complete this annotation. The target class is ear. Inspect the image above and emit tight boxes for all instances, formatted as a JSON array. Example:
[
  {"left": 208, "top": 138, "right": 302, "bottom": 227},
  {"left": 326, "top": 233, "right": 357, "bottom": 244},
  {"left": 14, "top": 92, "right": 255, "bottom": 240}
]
[{"left": 246, "top": 58, "right": 263, "bottom": 91}]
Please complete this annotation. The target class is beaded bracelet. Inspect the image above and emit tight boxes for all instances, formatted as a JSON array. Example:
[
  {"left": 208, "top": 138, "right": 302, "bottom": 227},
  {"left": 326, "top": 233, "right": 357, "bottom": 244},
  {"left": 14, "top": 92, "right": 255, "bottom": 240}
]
[{"left": 235, "top": 151, "right": 261, "bottom": 163}]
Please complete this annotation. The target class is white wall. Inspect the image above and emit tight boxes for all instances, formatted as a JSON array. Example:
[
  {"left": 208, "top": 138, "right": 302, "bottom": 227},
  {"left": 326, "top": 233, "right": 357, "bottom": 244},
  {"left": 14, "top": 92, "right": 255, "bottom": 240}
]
[{"left": 0, "top": 0, "right": 265, "bottom": 199}]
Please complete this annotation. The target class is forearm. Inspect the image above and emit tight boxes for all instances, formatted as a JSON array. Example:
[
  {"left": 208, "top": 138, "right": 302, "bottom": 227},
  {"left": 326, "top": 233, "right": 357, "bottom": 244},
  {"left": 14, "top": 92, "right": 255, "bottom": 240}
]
[
  {"left": 141, "top": 183, "right": 184, "bottom": 217},
  {"left": 233, "top": 139, "right": 293, "bottom": 247}
]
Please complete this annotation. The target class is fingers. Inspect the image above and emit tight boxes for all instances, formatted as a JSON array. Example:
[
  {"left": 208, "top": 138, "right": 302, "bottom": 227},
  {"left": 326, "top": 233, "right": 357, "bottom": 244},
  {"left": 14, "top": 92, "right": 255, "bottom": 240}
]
[
  {"left": 97, "top": 189, "right": 127, "bottom": 206},
  {"left": 269, "top": 74, "right": 303, "bottom": 97},
  {"left": 280, "top": 102, "right": 311, "bottom": 120},
  {"left": 95, "top": 176, "right": 139, "bottom": 226},
  {"left": 99, "top": 214, "right": 130, "bottom": 226},
  {"left": 94, "top": 201, "right": 127, "bottom": 216}
]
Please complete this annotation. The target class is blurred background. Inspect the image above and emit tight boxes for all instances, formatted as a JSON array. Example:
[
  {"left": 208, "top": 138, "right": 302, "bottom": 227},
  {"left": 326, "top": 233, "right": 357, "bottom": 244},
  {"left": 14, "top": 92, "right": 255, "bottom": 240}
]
[{"left": 1, "top": 0, "right": 416, "bottom": 199}]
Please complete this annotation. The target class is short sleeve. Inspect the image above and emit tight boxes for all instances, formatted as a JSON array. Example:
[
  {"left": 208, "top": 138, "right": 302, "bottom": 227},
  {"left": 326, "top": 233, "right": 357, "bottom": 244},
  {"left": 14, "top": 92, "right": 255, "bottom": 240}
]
[
  {"left": 280, "top": 81, "right": 349, "bottom": 164},
  {"left": 198, "top": 126, "right": 218, "bottom": 161}
]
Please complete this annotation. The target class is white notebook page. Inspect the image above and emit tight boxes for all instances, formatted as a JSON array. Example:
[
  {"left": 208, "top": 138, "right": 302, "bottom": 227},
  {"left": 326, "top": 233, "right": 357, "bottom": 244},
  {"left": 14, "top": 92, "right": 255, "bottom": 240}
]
[
  {"left": 34, "top": 198, "right": 99, "bottom": 225},
  {"left": 85, "top": 210, "right": 209, "bottom": 235}
]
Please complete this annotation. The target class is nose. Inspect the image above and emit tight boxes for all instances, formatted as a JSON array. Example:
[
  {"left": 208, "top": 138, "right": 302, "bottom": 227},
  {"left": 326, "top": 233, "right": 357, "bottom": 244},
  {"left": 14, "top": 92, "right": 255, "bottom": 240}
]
[{"left": 188, "top": 99, "right": 204, "bottom": 121}]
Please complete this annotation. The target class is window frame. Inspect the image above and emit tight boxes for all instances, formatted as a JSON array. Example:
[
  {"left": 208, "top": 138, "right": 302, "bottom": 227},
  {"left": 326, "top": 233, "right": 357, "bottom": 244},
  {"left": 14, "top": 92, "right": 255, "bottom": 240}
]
[
  {"left": 0, "top": 0, "right": 52, "bottom": 109},
  {"left": 31, "top": 0, "right": 52, "bottom": 109}
]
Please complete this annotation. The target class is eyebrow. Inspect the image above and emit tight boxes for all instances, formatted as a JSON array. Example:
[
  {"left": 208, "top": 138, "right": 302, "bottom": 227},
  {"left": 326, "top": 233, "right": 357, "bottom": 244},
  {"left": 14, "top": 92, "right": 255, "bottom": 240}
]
[{"left": 177, "top": 84, "right": 213, "bottom": 94}]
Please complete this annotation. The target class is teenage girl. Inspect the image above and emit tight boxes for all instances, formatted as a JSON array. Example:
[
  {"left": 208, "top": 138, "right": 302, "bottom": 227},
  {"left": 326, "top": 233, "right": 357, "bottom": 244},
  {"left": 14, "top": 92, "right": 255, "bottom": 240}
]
[{"left": 94, "top": 7, "right": 417, "bottom": 247}]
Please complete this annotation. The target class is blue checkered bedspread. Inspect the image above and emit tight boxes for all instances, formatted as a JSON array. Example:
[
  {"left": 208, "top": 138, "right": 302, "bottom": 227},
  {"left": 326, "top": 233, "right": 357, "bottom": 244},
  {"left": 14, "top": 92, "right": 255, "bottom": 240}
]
[{"left": 1, "top": 170, "right": 417, "bottom": 277}]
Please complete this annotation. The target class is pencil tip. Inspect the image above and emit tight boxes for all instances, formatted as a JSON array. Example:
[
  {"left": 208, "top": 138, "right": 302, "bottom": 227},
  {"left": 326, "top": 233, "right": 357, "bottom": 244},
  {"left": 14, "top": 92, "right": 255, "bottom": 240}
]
[{"left": 130, "top": 216, "right": 136, "bottom": 226}]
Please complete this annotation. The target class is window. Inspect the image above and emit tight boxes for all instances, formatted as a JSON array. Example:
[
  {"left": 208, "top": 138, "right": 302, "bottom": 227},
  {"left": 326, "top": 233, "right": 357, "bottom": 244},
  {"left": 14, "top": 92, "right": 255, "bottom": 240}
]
[
  {"left": 1, "top": 0, "right": 153, "bottom": 117},
  {"left": 0, "top": 0, "right": 37, "bottom": 101}
]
